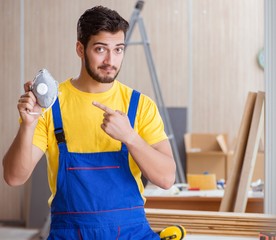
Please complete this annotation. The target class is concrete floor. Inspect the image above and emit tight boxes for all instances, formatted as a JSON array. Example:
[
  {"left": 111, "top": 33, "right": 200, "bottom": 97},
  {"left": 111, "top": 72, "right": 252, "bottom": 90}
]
[
  {"left": 0, "top": 227, "right": 259, "bottom": 240},
  {"left": 0, "top": 227, "right": 39, "bottom": 240}
]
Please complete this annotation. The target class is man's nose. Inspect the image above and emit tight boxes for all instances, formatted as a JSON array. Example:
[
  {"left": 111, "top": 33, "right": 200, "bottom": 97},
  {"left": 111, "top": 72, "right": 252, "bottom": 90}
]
[{"left": 103, "top": 52, "right": 113, "bottom": 65}]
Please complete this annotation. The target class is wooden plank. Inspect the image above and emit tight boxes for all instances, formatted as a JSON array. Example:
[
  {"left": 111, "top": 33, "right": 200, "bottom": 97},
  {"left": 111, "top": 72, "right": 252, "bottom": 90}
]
[
  {"left": 145, "top": 209, "right": 276, "bottom": 237},
  {"left": 234, "top": 92, "right": 265, "bottom": 212},
  {"left": 219, "top": 92, "right": 257, "bottom": 212}
]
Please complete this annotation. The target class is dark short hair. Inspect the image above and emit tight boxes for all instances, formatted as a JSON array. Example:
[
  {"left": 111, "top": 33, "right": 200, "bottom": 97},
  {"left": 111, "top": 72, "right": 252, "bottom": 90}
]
[{"left": 77, "top": 6, "right": 129, "bottom": 49}]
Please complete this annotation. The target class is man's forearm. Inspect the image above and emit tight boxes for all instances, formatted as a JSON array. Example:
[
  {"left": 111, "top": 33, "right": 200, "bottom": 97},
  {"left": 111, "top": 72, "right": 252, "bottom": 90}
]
[
  {"left": 125, "top": 133, "right": 176, "bottom": 189},
  {"left": 3, "top": 124, "right": 36, "bottom": 186}
]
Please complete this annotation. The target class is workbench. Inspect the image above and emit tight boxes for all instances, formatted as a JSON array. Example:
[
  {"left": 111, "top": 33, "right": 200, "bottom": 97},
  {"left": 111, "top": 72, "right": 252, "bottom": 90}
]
[
  {"left": 145, "top": 196, "right": 263, "bottom": 213},
  {"left": 144, "top": 186, "right": 264, "bottom": 213}
]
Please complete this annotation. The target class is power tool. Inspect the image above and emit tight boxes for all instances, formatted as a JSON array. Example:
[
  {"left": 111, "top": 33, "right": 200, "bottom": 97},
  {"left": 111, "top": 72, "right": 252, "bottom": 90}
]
[{"left": 159, "top": 225, "right": 186, "bottom": 240}]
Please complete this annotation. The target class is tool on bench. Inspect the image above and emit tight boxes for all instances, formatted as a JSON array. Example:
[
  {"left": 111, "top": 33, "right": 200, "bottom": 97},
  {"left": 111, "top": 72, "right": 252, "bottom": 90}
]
[{"left": 159, "top": 225, "right": 186, "bottom": 240}]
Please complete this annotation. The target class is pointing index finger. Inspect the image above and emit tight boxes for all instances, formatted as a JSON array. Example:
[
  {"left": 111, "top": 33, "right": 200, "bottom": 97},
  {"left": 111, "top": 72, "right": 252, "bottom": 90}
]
[{"left": 92, "top": 101, "right": 115, "bottom": 114}]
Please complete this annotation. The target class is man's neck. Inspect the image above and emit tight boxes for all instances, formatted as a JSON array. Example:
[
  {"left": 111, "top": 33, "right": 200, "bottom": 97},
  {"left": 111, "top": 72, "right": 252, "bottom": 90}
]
[{"left": 71, "top": 76, "right": 114, "bottom": 93}]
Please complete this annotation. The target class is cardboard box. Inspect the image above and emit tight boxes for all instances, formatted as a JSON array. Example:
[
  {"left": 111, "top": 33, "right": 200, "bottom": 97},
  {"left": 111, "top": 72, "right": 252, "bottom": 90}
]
[
  {"left": 227, "top": 151, "right": 264, "bottom": 182},
  {"left": 184, "top": 133, "right": 228, "bottom": 180}
]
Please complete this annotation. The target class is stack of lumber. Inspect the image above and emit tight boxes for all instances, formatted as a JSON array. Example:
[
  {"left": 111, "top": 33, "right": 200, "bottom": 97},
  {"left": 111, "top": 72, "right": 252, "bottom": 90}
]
[{"left": 146, "top": 208, "right": 276, "bottom": 237}]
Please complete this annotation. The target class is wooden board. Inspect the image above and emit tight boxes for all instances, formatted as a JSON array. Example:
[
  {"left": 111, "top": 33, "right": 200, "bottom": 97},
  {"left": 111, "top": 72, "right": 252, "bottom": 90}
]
[
  {"left": 234, "top": 92, "right": 265, "bottom": 212},
  {"left": 146, "top": 208, "right": 276, "bottom": 237},
  {"left": 220, "top": 92, "right": 257, "bottom": 212}
]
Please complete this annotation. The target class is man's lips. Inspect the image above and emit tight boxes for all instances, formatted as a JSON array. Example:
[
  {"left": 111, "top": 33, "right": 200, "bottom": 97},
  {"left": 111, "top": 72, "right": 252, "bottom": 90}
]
[{"left": 99, "top": 66, "right": 117, "bottom": 72}]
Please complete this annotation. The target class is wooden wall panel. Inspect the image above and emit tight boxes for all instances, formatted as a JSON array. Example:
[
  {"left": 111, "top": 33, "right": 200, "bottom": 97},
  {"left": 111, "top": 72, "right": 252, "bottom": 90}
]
[
  {"left": 2, "top": 0, "right": 186, "bottom": 223},
  {"left": 24, "top": 0, "right": 135, "bottom": 84},
  {"left": 0, "top": 0, "right": 265, "bottom": 221},
  {"left": 191, "top": 0, "right": 264, "bottom": 143},
  {"left": 23, "top": 0, "right": 188, "bottom": 107},
  {"left": 120, "top": 0, "right": 189, "bottom": 107},
  {"left": 0, "top": 0, "right": 24, "bottom": 221}
]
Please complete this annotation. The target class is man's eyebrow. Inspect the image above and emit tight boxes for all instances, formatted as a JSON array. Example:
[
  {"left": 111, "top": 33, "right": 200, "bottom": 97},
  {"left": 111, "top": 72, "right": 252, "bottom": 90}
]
[{"left": 93, "top": 42, "right": 126, "bottom": 47}]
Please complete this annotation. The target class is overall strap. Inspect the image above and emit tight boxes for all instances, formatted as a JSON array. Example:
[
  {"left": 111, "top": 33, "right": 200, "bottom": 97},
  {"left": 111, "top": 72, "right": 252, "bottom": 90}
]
[
  {"left": 121, "top": 90, "right": 141, "bottom": 152},
  {"left": 52, "top": 98, "right": 67, "bottom": 151}
]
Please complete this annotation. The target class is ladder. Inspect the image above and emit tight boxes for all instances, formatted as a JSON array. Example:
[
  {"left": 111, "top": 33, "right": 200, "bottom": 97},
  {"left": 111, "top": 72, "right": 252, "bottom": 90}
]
[{"left": 125, "top": 0, "right": 186, "bottom": 183}]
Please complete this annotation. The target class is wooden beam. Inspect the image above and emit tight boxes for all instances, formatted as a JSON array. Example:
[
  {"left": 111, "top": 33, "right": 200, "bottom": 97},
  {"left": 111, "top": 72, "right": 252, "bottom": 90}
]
[
  {"left": 234, "top": 92, "right": 265, "bottom": 212},
  {"left": 220, "top": 92, "right": 257, "bottom": 212},
  {"left": 146, "top": 208, "right": 276, "bottom": 237}
]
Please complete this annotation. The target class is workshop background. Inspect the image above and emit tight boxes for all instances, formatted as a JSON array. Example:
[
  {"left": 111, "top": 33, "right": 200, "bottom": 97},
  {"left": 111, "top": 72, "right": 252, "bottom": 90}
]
[{"left": 0, "top": 0, "right": 264, "bottom": 226}]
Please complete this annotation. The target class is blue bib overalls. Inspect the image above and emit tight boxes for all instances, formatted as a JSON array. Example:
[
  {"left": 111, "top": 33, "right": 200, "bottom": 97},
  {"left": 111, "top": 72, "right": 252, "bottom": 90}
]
[{"left": 47, "top": 90, "right": 160, "bottom": 239}]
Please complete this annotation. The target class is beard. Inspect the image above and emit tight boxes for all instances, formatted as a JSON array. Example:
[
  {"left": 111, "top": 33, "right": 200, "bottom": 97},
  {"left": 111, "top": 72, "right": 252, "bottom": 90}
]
[{"left": 84, "top": 51, "right": 120, "bottom": 84}]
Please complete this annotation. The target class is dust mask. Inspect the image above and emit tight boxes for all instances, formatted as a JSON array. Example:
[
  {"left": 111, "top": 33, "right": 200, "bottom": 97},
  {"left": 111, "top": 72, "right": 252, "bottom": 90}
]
[{"left": 29, "top": 69, "right": 59, "bottom": 116}]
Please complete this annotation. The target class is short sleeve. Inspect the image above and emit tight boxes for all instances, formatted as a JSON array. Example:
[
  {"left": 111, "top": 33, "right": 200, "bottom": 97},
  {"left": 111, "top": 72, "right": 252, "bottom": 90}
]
[
  {"left": 32, "top": 115, "right": 48, "bottom": 153},
  {"left": 137, "top": 95, "right": 168, "bottom": 145}
]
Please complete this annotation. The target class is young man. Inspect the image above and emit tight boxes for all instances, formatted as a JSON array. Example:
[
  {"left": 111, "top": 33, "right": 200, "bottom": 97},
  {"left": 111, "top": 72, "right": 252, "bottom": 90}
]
[{"left": 3, "top": 6, "right": 176, "bottom": 239}]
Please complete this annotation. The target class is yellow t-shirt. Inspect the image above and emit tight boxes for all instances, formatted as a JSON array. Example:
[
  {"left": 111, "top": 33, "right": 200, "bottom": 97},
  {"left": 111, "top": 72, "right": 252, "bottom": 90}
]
[{"left": 33, "top": 79, "right": 167, "bottom": 206}]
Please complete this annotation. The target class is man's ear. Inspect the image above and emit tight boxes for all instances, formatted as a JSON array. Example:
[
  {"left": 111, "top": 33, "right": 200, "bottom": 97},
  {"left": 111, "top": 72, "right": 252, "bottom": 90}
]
[{"left": 76, "top": 41, "right": 84, "bottom": 57}]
